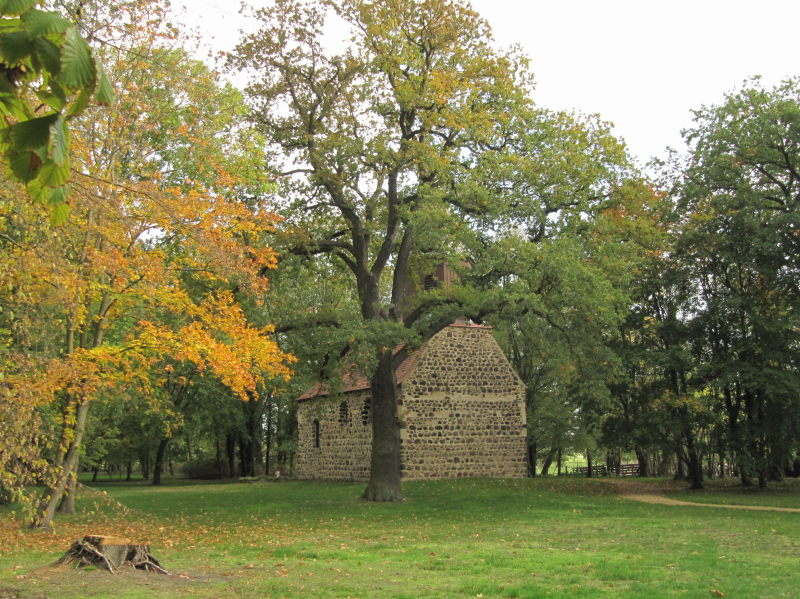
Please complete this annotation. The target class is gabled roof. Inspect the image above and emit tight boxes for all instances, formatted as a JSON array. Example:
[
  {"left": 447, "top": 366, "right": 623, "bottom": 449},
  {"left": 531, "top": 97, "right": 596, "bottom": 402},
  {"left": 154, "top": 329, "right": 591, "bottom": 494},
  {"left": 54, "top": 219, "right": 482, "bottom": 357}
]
[
  {"left": 297, "top": 352, "right": 418, "bottom": 401},
  {"left": 296, "top": 322, "right": 492, "bottom": 401}
]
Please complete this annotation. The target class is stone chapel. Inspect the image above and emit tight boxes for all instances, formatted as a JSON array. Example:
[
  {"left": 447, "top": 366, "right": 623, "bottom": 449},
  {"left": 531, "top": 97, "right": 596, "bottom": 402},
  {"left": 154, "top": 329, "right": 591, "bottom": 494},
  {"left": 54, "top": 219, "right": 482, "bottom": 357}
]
[{"left": 295, "top": 322, "right": 529, "bottom": 480}]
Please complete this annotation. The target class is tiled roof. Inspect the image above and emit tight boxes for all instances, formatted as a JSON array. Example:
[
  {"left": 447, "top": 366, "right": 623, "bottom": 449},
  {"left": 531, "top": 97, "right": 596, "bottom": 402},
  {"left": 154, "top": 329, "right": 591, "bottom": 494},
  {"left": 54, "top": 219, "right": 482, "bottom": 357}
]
[
  {"left": 296, "top": 323, "right": 491, "bottom": 401},
  {"left": 297, "top": 351, "right": 419, "bottom": 401},
  {"left": 449, "top": 322, "right": 492, "bottom": 329}
]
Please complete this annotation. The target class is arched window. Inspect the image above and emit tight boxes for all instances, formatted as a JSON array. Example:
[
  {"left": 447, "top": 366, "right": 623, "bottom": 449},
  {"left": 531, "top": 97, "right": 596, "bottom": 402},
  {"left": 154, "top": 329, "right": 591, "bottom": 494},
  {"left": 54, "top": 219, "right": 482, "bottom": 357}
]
[
  {"left": 339, "top": 401, "right": 350, "bottom": 425},
  {"left": 361, "top": 397, "right": 371, "bottom": 426},
  {"left": 313, "top": 419, "right": 320, "bottom": 448}
]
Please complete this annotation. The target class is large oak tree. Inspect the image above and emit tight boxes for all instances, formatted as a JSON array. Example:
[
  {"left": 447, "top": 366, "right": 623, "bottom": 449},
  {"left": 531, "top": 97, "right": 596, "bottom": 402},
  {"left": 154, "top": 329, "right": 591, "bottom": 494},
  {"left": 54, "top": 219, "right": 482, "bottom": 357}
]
[{"left": 232, "top": 0, "right": 629, "bottom": 500}]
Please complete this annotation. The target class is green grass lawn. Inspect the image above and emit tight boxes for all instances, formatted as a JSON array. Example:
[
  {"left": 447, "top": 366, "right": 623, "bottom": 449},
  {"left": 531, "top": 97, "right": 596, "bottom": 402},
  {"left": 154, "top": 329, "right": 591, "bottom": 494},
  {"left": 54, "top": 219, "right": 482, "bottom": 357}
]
[{"left": 1, "top": 477, "right": 798, "bottom": 598}]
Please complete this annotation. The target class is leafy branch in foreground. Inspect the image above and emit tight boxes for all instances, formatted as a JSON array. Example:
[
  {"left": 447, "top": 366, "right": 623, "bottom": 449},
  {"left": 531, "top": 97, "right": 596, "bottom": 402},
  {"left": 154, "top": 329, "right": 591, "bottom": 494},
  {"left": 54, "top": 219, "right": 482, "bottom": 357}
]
[{"left": 0, "top": 0, "right": 113, "bottom": 222}]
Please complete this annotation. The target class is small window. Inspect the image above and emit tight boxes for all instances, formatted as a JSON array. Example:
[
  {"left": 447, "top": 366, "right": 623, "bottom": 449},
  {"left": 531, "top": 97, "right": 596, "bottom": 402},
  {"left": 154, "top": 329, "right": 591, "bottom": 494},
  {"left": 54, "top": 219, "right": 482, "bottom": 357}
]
[
  {"left": 361, "top": 397, "right": 371, "bottom": 426},
  {"left": 424, "top": 274, "right": 438, "bottom": 290},
  {"left": 313, "top": 419, "right": 320, "bottom": 448},
  {"left": 339, "top": 401, "right": 350, "bottom": 425}
]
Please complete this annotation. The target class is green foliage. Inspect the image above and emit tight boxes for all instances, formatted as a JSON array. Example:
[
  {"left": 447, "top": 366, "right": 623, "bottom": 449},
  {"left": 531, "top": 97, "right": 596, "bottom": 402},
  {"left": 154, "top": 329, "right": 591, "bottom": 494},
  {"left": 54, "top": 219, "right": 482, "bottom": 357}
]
[
  {"left": 58, "top": 25, "right": 95, "bottom": 88},
  {"left": 0, "top": 1, "right": 112, "bottom": 222},
  {"left": 232, "top": 0, "right": 637, "bottom": 498},
  {"left": 674, "top": 78, "right": 800, "bottom": 485},
  {"left": 0, "top": 0, "right": 288, "bottom": 526},
  {"left": 607, "top": 78, "right": 800, "bottom": 487}
]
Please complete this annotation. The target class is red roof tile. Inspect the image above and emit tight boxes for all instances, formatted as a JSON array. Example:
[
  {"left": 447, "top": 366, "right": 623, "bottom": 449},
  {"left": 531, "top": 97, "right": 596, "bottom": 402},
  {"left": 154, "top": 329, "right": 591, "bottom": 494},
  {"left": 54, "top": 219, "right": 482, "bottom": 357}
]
[
  {"left": 297, "top": 350, "right": 419, "bottom": 401},
  {"left": 296, "top": 323, "right": 491, "bottom": 401}
]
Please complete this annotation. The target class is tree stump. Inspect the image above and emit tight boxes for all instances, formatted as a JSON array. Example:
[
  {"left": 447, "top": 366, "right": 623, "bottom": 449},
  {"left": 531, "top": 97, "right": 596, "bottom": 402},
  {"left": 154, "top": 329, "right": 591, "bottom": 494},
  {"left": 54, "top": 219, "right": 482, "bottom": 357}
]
[{"left": 58, "top": 535, "right": 169, "bottom": 575}]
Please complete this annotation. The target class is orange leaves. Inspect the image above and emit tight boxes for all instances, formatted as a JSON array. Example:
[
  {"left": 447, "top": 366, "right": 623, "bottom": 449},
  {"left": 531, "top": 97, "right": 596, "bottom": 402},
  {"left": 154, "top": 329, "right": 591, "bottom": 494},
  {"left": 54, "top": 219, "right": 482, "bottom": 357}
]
[
  {"left": 143, "top": 179, "right": 281, "bottom": 296},
  {"left": 0, "top": 0, "right": 294, "bottom": 528},
  {"left": 141, "top": 292, "right": 296, "bottom": 402},
  {"left": 21, "top": 343, "right": 155, "bottom": 406}
]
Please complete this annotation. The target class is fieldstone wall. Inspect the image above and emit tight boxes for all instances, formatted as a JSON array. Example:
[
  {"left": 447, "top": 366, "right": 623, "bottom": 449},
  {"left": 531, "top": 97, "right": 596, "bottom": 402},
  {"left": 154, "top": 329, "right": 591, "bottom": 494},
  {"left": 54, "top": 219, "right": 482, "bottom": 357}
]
[
  {"left": 295, "top": 324, "right": 528, "bottom": 481},
  {"left": 399, "top": 325, "right": 528, "bottom": 479},
  {"left": 295, "top": 390, "right": 373, "bottom": 481}
]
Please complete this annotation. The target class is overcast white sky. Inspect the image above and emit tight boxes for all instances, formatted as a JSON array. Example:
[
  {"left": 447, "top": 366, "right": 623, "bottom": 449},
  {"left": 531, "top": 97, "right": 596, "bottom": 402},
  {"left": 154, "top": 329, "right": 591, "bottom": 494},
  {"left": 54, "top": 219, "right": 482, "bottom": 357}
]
[{"left": 180, "top": 0, "right": 800, "bottom": 166}]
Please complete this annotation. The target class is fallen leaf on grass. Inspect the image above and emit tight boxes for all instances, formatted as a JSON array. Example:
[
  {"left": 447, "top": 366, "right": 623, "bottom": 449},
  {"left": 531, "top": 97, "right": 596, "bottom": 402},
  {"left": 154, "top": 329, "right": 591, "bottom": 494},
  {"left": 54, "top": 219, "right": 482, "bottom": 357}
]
[{"left": 711, "top": 590, "right": 725, "bottom": 597}]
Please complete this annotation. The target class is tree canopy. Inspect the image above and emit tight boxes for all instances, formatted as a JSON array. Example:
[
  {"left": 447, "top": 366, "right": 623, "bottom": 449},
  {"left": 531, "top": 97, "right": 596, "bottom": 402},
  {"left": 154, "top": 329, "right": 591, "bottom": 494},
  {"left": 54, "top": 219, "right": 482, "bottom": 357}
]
[
  {"left": 0, "top": 0, "right": 294, "bottom": 527},
  {"left": 231, "top": 0, "right": 635, "bottom": 500},
  {"left": 2, "top": 0, "right": 799, "bottom": 524}
]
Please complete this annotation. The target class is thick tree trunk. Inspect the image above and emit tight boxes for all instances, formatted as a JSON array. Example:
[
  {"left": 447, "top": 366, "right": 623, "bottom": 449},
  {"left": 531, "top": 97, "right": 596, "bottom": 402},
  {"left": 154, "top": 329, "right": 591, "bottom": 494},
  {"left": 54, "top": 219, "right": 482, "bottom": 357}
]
[
  {"left": 58, "top": 464, "right": 78, "bottom": 514},
  {"left": 742, "top": 389, "right": 769, "bottom": 487},
  {"left": 635, "top": 446, "right": 650, "bottom": 477},
  {"left": 674, "top": 452, "right": 686, "bottom": 480},
  {"left": 238, "top": 397, "right": 262, "bottom": 477},
  {"left": 540, "top": 449, "right": 557, "bottom": 475},
  {"left": 363, "top": 351, "right": 403, "bottom": 502},
  {"left": 528, "top": 442, "right": 537, "bottom": 477},
  {"left": 226, "top": 433, "right": 236, "bottom": 478},
  {"left": 215, "top": 435, "right": 224, "bottom": 479},
  {"left": 586, "top": 451, "right": 593, "bottom": 478},
  {"left": 769, "top": 462, "right": 784, "bottom": 482},
  {"left": 264, "top": 402, "right": 273, "bottom": 475},
  {"left": 277, "top": 449, "right": 287, "bottom": 474},
  {"left": 152, "top": 439, "right": 169, "bottom": 486},
  {"left": 685, "top": 430, "right": 704, "bottom": 490},
  {"left": 606, "top": 451, "right": 616, "bottom": 475},
  {"left": 32, "top": 398, "right": 91, "bottom": 529},
  {"left": 239, "top": 435, "right": 254, "bottom": 477}
]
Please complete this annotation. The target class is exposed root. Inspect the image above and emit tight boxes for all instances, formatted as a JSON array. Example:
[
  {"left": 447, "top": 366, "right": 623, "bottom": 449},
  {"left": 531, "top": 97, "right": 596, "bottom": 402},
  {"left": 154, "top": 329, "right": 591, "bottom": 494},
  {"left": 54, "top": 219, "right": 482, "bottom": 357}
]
[{"left": 58, "top": 536, "right": 169, "bottom": 575}]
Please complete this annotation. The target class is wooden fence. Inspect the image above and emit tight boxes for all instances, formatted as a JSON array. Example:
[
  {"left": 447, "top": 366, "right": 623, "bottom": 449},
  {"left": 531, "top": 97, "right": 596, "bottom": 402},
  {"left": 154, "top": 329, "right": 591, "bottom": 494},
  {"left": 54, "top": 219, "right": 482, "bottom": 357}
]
[{"left": 570, "top": 463, "right": 640, "bottom": 476}]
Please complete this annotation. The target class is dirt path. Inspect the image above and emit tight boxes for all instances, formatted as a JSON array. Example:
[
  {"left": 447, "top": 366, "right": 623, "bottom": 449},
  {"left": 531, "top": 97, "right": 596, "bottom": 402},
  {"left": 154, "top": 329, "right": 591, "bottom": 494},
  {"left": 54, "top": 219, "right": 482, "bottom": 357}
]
[
  {"left": 602, "top": 479, "right": 800, "bottom": 513},
  {"left": 621, "top": 493, "right": 800, "bottom": 513}
]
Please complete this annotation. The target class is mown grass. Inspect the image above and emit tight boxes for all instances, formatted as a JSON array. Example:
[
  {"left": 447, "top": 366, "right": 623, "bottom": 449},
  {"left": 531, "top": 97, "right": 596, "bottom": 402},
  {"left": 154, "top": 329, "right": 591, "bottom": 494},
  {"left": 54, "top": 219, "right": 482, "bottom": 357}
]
[{"left": 1, "top": 477, "right": 798, "bottom": 598}]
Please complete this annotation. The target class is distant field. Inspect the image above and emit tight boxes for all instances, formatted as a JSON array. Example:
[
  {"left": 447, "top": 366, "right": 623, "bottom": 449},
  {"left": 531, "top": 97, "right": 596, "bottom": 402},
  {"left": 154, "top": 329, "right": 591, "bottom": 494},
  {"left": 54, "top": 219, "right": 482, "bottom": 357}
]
[{"left": 1, "top": 477, "right": 798, "bottom": 598}]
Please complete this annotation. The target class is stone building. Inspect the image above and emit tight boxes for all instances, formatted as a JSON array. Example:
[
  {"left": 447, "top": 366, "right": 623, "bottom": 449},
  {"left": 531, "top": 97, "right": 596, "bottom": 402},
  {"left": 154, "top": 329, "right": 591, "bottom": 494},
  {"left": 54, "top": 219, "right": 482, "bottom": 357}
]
[{"left": 295, "top": 322, "right": 529, "bottom": 480}]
